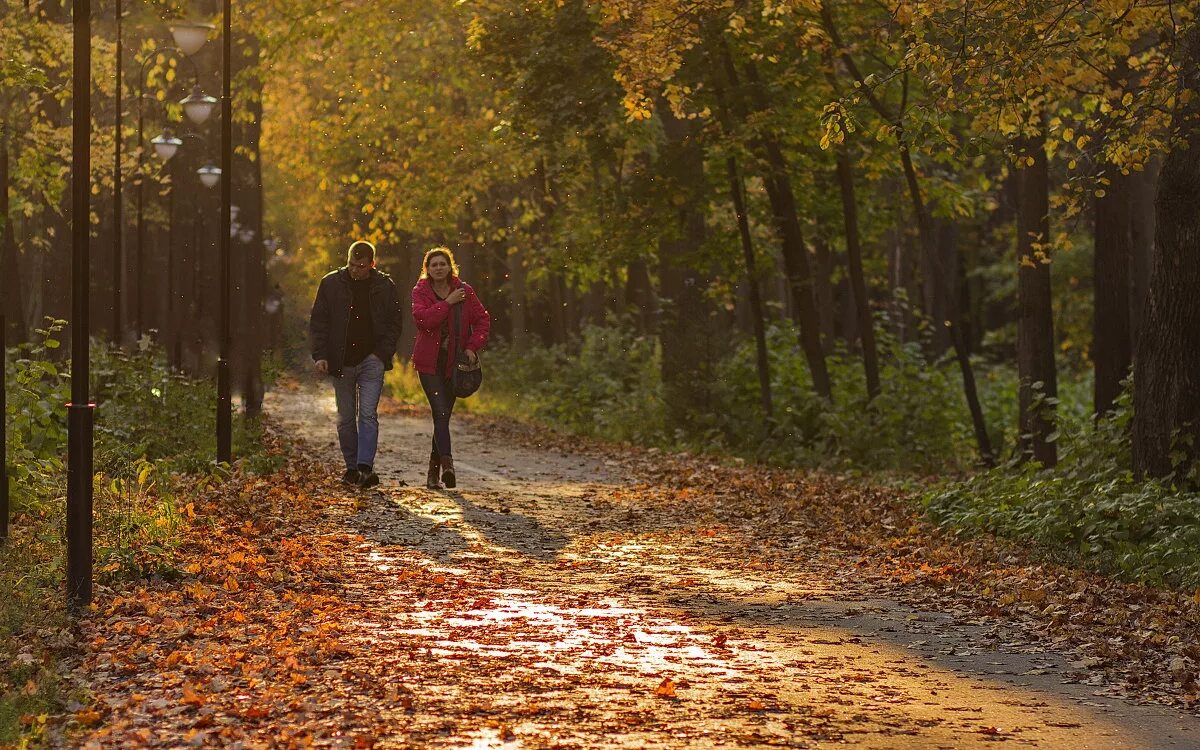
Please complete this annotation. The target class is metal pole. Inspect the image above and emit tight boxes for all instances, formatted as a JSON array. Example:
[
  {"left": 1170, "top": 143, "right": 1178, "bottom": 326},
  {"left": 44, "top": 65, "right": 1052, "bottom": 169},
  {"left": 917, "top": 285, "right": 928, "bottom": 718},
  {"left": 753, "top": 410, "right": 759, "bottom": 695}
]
[
  {"left": 1, "top": 312, "right": 8, "bottom": 545},
  {"left": 167, "top": 159, "right": 177, "bottom": 369},
  {"left": 68, "top": 0, "right": 95, "bottom": 607},
  {"left": 217, "top": 0, "right": 232, "bottom": 464},
  {"left": 112, "top": 0, "right": 123, "bottom": 344}
]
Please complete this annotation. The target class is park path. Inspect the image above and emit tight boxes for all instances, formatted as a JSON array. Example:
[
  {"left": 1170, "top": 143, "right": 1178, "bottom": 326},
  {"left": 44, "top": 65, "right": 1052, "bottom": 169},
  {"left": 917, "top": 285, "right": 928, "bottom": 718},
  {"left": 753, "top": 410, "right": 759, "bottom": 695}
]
[{"left": 77, "top": 384, "right": 1200, "bottom": 748}]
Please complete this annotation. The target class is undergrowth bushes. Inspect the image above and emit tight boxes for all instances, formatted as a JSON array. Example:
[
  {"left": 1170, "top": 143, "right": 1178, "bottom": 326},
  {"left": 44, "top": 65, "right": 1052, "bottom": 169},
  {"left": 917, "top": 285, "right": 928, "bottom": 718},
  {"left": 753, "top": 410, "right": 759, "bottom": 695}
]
[
  {"left": 1, "top": 323, "right": 279, "bottom": 744},
  {"left": 924, "top": 391, "right": 1200, "bottom": 589}
]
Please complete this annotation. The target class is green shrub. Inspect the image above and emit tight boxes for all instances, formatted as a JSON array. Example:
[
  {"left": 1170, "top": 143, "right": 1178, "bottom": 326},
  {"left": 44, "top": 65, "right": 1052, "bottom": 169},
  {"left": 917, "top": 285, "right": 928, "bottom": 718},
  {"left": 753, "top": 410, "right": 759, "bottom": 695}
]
[
  {"left": 478, "top": 323, "right": 668, "bottom": 446},
  {"left": 924, "top": 389, "right": 1200, "bottom": 589},
  {"left": 713, "top": 321, "right": 1019, "bottom": 472}
]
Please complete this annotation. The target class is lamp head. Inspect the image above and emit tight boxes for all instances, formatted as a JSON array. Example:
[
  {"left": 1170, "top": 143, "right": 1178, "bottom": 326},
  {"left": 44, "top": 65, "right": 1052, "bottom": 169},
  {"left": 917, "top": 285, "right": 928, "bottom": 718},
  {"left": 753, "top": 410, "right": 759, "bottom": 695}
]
[
  {"left": 181, "top": 86, "right": 218, "bottom": 126},
  {"left": 150, "top": 132, "right": 183, "bottom": 161},
  {"left": 169, "top": 22, "right": 215, "bottom": 56},
  {"left": 197, "top": 164, "right": 222, "bottom": 189}
]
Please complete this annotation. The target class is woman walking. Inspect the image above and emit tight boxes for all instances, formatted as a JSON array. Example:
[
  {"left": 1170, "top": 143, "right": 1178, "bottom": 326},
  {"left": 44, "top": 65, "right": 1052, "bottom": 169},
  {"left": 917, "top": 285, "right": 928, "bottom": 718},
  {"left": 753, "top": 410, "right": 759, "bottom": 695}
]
[{"left": 411, "top": 247, "right": 491, "bottom": 488}]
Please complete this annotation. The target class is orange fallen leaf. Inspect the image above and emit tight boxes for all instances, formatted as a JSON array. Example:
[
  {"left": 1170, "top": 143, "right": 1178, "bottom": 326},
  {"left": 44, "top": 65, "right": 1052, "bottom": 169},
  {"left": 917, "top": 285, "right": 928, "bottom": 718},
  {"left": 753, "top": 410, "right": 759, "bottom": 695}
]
[
  {"left": 181, "top": 682, "right": 205, "bottom": 707},
  {"left": 748, "top": 698, "right": 765, "bottom": 711},
  {"left": 811, "top": 707, "right": 835, "bottom": 718},
  {"left": 654, "top": 677, "right": 677, "bottom": 697},
  {"left": 224, "top": 576, "right": 240, "bottom": 592},
  {"left": 74, "top": 707, "right": 102, "bottom": 726}
]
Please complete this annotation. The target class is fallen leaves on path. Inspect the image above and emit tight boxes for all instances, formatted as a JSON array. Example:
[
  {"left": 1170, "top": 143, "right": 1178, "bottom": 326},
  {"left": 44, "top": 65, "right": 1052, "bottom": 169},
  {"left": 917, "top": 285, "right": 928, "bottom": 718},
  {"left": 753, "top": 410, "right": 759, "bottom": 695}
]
[
  {"left": 466, "top": 411, "right": 1200, "bottom": 712},
  {"left": 66, "top": 398, "right": 1200, "bottom": 749}
]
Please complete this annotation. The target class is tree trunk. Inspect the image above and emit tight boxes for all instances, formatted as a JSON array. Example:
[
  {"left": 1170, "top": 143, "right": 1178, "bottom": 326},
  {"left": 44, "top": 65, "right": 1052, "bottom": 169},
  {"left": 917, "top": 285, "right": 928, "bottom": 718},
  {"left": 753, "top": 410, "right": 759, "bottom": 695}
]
[
  {"left": 834, "top": 149, "right": 881, "bottom": 400},
  {"left": 739, "top": 63, "right": 835, "bottom": 400},
  {"left": 1129, "top": 155, "right": 1160, "bottom": 346},
  {"left": 726, "top": 155, "right": 774, "bottom": 421},
  {"left": 656, "top": 100, "right": 715, "bottom": 426},
  {"left": 624, "top": 259, "right": 656, "bottom": 333},
  {"left": 1015, "top": 134, "right": 1058, "bottom": 466},
  {"left": 812, "top": 232, "right": 836, "bottom": 351},
  {"left": 900, "top": 146, "right": 995, "bottom": 464},
  {"left": 1133, "top": 25, "right": 1200, "bottom": 479},
  {"left": 1093, "top": 169, "right": 1133, "bottom": 416},
  {"left": 730, "top": 53, "right": 832, "bottom": 400}
]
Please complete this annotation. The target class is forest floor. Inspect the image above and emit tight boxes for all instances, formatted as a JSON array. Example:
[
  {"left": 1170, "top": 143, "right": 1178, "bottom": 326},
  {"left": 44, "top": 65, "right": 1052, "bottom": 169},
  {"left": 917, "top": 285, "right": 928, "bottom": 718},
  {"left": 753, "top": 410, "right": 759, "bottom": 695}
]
[{"left": 70, "top": 381, "right": 1200, "bottom": 749}]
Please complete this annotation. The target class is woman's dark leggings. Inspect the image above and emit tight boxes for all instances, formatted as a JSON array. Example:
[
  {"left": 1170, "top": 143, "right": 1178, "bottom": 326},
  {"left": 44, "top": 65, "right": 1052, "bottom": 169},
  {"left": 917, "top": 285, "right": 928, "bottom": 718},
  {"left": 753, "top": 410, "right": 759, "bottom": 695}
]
[{"left": 419, "top": 372, "right": 457, "bottom": 457}]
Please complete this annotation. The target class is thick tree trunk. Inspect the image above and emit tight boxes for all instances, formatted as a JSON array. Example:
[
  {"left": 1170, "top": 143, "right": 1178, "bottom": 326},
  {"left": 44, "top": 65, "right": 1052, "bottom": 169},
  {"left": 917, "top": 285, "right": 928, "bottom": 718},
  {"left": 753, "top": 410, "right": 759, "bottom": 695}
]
[
  {"left": 834, "top": 149, "right": 881, "bottom": 400},
  {"left": 726, "top": 155, "right": 774, "bottom": 422},
  {"left": 656, "top": 100, "right": 716, "bottom": 426},
  {"left": 1129, "top": 155, "right": 1160, "bottom": 346},
  {"left": 1133, "top": 26, "right": 1200, "bottom": 479},
  {"left": 1093, "top": 170, "right": 1133, "bottom": 416},
  {"left": 1015, "top": 134, "right": 1058, "bottom": 466}
]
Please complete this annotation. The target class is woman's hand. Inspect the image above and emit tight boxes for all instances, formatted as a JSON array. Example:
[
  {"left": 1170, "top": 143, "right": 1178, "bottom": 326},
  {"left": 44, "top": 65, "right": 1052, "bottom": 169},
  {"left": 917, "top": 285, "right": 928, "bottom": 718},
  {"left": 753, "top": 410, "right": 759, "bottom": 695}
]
[
  {"left": 465, "top": 349, "right": 478, "bottom": 364},
  {"left": 446, "top": 288, "right": 466, "bottom": 305}
]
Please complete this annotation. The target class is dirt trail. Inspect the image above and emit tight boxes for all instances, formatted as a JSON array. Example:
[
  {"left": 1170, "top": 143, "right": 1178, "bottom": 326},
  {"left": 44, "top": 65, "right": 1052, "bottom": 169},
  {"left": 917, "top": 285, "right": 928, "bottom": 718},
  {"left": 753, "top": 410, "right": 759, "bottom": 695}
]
[{"left": 262, "top": 386, "right": 1200, "bottom": 749}]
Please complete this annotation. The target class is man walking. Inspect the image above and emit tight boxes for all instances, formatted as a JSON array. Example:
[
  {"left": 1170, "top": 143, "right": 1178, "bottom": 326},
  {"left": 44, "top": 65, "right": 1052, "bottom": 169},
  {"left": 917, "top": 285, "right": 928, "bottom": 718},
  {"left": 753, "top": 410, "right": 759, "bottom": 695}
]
[{"left": 310, "top": 240, "right": 402, "bottom": 487}]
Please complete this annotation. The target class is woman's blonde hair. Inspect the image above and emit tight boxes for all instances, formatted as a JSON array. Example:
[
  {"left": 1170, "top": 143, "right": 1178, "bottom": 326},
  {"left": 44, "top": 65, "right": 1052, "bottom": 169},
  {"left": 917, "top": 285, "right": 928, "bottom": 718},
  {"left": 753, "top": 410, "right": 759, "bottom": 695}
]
[{"left": 420, "top": 246, "right": 460, "bottom": 279}]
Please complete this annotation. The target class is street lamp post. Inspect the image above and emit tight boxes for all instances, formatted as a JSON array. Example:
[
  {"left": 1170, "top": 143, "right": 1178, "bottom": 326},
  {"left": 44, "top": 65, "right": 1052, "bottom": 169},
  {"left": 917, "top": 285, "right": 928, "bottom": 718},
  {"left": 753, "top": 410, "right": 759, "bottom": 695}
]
[
  {"left": 67, "top": 0, "right": 94, "bottom": 606},
  {"left": 151, "top": 131, "right": 219, "bottom": 370},
  {"left": 114, "top": 17, "right": 212, "bottom": 346},
  {"left": 112, "top": 0, "right": 123, "bottom": 343},
  {"left": 134, "top": 51, "right": 210, "bottom": 343},
  {"left": 217, "top": 0, "right": 234, "bottom": 464}
]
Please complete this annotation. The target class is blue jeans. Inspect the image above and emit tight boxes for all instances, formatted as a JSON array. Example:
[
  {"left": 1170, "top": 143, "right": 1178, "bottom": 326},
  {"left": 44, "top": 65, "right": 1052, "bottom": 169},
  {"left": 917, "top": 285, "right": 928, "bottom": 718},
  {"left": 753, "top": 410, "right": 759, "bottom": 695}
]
[
  {"left": 332, "top": 354, "right": 385, "bottom": 470},
  {"left": 419, "top": 372, "right": 456, "bottom": 457}
]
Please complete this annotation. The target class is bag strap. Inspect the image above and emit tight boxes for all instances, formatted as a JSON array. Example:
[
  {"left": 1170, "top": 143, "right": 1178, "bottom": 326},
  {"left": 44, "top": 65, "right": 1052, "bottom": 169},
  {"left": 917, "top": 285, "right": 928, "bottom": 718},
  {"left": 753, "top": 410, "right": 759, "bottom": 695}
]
[
  {"left": 452, "top": 299, "right": 464, "bottom": 357},
  {"left": 452, "top": 299, "right": 463, "bottom": 387}
]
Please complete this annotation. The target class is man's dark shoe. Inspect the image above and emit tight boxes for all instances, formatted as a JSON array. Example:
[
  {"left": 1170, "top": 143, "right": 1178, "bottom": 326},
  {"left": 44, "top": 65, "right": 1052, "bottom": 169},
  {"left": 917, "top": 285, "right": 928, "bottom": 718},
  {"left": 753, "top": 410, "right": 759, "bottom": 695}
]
[
  {"left": 359, "top": 471, "right": 380, "bottom": 488},
  {"left": 341, "top": 468, "right": 361, "bottom": 486}
]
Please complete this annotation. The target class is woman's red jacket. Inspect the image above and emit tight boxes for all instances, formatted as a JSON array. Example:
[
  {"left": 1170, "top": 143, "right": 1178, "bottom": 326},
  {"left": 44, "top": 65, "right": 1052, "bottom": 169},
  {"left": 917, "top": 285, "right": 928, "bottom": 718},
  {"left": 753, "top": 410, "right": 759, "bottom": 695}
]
[{"left": 410, "top": 276, "right": 491, "bottom": 377}]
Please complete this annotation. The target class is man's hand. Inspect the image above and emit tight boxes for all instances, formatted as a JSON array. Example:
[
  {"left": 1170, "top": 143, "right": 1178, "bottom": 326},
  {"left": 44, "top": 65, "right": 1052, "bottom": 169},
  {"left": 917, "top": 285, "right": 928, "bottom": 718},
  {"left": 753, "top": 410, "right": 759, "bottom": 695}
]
[
  {"left": 446, "top": 288, "right": 467, "bottom": 305},
  {"left": 314, "top": 359, "right": 329, "bottom": 375}
]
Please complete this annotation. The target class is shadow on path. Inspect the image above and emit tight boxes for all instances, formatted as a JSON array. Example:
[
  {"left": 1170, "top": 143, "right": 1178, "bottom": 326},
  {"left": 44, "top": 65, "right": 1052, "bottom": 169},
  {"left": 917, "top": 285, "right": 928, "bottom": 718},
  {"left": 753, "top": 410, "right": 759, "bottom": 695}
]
[{"left": 444, "top": 490, "right": 570, "bottom": 560}]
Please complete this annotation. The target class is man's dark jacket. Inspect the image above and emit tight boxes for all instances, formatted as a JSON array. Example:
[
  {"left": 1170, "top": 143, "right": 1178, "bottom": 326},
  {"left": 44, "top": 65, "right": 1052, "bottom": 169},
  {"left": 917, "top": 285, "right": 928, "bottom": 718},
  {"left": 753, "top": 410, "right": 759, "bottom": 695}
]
[{"left": 310, "top": 267, "right": 402, "bottom": 377}]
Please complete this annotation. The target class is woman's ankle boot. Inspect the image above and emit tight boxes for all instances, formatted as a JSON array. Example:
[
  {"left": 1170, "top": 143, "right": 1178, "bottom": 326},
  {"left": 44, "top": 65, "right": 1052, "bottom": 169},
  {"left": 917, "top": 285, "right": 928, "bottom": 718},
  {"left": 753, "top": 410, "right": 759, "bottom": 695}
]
[
  {"left": 426, "top": 451, "right": 441, "bottom": 489},
  {"left": 440, "top": 455, "right": 456, "bottom": 489}
]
